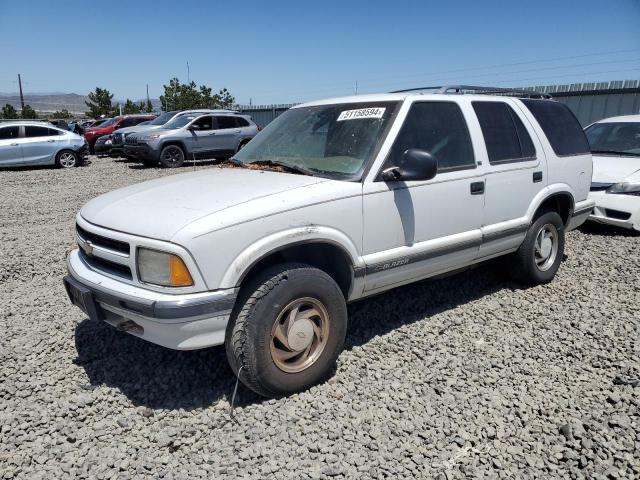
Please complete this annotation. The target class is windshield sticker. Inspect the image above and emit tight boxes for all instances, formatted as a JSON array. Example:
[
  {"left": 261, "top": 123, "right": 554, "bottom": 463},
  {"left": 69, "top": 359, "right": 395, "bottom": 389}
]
[{"left": 337, "top": 107, "right": 386, "bottom": 121}]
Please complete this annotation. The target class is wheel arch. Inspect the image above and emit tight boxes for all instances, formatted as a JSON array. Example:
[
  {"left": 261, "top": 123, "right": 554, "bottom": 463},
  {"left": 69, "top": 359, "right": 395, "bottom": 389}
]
[
  {"left": 527, "top": 185, "right": 575, "bottom": 227},
  {"left": 221, "top": 226, "right": 364, "bottom": 300}
]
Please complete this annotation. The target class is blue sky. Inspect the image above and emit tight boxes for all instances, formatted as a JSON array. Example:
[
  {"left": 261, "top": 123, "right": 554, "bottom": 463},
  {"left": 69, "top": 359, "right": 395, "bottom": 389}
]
[{"left": 1, "top": 0, "right": 639, "bottom": 105}]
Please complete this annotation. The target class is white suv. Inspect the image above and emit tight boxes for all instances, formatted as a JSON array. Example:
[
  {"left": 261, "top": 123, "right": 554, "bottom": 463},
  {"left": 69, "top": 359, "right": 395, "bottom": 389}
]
[{"left": 64, "top": 87, "right": 594, "bottom": 397}]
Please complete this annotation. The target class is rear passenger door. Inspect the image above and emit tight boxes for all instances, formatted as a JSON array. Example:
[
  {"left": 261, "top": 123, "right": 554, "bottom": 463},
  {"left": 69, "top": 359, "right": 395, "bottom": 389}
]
[
  {"left": 21, "top": 126, "right": 62, "bottom": 164},
  {"left": 213, "top": 116, "right": 241, "bottom": 154},
  {"left": 362, "top": 100, "right": 486, "bottom": 293},
  {"left": 472, "top": 100, "right": 546, "bottom": 258}
]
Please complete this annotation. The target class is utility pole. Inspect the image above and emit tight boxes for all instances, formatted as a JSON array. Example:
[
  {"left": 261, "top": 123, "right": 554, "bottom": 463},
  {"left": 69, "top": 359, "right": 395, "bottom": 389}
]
[
  {"left": 355, "top": 80, "right": 358, "bottom": 95},
  {"left": 187, "top": 62, "right": 190, "bottom": 83},
  {"left": 146, "top": 83, "right": 150, "bottom": 110},
  {"left": 18, "top": 74, "right": 25, "bottom": 110}
]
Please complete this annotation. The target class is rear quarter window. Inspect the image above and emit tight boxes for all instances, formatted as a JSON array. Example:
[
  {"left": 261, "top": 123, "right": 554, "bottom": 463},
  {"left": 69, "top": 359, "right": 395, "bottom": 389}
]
[{"left": 521, "top": 99, "right": 589, "bottom": 156}]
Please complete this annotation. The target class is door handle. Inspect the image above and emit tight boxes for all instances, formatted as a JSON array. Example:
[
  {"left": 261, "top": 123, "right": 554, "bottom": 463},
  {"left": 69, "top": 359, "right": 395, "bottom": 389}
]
[
  {"left": 470, "top": 181, "right": 485, "bottom": 195},
  {"left": 533, "top": 171, "right": 543, "bottom": 183},
  {"left": 47, "top": 139, "right": 55, "bottom": 142},
  {"left": 234, "top": 130, "right": 241, "bottom": 133},
  {"left": 10, "top": 143, "right": 19, "bottom": 146},
  {"left": 207, "top": 132, "right": 216, "bottom": 136}
]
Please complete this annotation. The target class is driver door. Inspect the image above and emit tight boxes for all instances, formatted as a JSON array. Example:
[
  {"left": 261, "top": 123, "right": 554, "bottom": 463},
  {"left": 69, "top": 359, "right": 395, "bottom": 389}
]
[{"left": 362, "top": 100, "right": 487, "bottom": 294}]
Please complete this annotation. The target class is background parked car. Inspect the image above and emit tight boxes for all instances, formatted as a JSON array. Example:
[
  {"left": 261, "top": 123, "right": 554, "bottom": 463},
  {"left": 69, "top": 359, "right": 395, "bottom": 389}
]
[
  {"left": 0, "top": 121, "right": 87, "bottom": 168},
  {"left": 93, "top": 135, "right": 112, "bottom": 156},
  {"left": 586, "top": 114, "right": 640, "bottom": 231},
  {"left": 124, "top": 111, "right": 258, "bottom": 167},
  {"left": 109, "top": 110, "right": 232, "bottom": 158},
  {"left": 84, "top": 114, "right": 155, "bottom": 153}
]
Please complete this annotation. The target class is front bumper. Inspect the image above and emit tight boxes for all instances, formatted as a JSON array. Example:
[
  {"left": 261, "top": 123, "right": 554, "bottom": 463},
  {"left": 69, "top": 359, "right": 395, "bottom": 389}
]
[
  {"left": 93, "top": 140, "right": 111, "bottom": 155},
  {"left": 588, "top": 191, "right": 640, "bottom": 231},
  {"left": 123, "top": 144, "right": 158, "bottom": 161},
  {"left": 65, "top": 249, "right": 238, "bottom": 350}
]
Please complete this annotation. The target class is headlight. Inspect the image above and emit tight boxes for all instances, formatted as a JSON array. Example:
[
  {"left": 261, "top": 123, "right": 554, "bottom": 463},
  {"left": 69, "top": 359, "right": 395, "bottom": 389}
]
[
  {"left": 139, "top": 134, "right": 161, "bottom": 141},
  {"left": 137, "top": 248, "right": 193, "bottom": 287},
  {"left": 105, "top": 140, "right": 112, "bottom": 145},
  {"left": 607, "top": 182, "right": 640, "bottom": 195}
]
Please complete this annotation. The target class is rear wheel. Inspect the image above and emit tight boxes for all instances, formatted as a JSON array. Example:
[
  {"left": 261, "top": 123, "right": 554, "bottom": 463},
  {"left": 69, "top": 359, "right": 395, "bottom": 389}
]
[
  {"left": 55, "top": 150, "right": 79, "bottom": 168},
  {"left": 510, "top": 211, "right": 565, "bottom": 285},
  {"left": 159, "top": 145, "right": 185, "bottom": 168},
  {"left": 226, "top": 263, "right": 347, "bottom": 398}
]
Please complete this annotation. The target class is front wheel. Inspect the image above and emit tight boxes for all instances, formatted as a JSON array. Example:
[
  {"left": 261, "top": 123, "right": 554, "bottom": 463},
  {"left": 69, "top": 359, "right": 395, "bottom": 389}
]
[
  {"left": 225, "top": 263, "right": 347, "bottom": 398},
  {"left": 56, "top": 150, "right": 79, "bottom": 168},
  {"left": 159, "top": 145, "right": 185, "bottom": 168},
  {"left": 510, "top": 211, "right": 565, "bottom": 285}
]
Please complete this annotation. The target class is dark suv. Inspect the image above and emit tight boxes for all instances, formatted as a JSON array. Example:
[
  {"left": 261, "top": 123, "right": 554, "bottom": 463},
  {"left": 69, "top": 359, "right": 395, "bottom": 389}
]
[{"left": 84, "top": 114, "right": 156, "bottom": 153}]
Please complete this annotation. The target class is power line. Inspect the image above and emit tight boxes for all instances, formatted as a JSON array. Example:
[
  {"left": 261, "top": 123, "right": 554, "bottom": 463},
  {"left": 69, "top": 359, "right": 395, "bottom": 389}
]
[{"left": 249, "top": 48, "right": 640, "bottom": 97}]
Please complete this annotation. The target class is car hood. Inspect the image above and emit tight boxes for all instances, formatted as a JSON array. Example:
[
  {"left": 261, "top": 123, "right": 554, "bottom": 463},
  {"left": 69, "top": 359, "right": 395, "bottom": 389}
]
[
  {"left": 115, "top": 125, "right": 162, "bottom": 135},
  {"left": 592, "top": 155, "right": 640, "bottom": 184},
  {"left": 80, "top": 168, "right": 334, "bottom": 241}
]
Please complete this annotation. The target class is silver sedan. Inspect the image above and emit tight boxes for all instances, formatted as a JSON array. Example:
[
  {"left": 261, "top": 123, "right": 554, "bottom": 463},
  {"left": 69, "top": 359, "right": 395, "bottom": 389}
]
[{"left": 0, "top": 121, "right": 87, "bottom": 168}]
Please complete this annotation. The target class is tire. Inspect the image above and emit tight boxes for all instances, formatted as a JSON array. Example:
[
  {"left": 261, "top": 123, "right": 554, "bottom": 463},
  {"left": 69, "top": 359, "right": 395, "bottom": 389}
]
[
  {"left": 510, "top": 211, "right": 565, "bottom": 286},
  {"left": 225, "top": 263, "right": 347, "bottom": 398},
  {"left": 55, "top": 150, "right": 79, "bottom": 168},
  {"left": 236, "top": 140, "right": 249, "bottom": 153},
  {"left": 159, "top": 145, "right": 185, "bottom": 168}
]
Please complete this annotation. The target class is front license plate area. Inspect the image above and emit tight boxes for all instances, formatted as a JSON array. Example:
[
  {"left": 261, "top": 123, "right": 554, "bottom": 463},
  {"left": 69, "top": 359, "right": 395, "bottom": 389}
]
[{"left": 63, "top": 276, "right": 103, "bottom": 322}]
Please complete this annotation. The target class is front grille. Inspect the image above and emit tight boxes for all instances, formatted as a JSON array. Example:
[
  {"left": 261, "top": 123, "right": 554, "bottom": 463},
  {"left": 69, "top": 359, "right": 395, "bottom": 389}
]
[
  {"left": 79, "top": 250, "right": 132, "bottom": 280},
  {"left": 125, "top": 135, "right": 138, "bottom": 145},
  {"left": 76, "top": 224, "right": 130, "bottom": 255},
  {"left": 112, "top": 133, "right": 124, "bottom": 145},
  {"left": 604, "top": 209, "right": 631, "bottom": 221}
]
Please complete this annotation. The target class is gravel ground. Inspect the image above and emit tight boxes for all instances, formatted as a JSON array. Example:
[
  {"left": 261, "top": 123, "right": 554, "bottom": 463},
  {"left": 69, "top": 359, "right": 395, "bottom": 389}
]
[{"left": 1, "top": 156, "right": 638, "bottom": 479}]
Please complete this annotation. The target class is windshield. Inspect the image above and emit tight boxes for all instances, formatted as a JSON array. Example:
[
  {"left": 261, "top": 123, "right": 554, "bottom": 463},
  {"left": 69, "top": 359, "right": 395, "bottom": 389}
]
[
  {"left": 233, "top": 102, "right": 399, "bottom": 180},
  {"left": 148, "top": 111, "right": 177, "bottom": 126},
  {"left": 163, "top": 114, "right": 198, "bottom": 130},
  {"left": 585, "top": 122, "right": 640, "bottom": 156},
  {"left": 96, "top": 117, "right": 117, "bottom": 128}
]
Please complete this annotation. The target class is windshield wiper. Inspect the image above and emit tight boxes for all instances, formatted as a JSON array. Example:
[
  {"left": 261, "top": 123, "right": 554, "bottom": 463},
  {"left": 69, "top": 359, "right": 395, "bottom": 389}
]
[
  {"left": 249, "top": 159, "right": 316, "bottom": 176},
  {"left": 591, "top": 149, "right": 640, "bottom": 157}
]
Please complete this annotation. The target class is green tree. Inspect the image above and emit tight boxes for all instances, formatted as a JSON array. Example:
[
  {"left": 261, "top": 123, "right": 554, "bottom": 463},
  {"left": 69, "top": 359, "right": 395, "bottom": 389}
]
[
  {"left": 144, "top": 98, "right": 153, "bottom": 113},
  {"left": 21, "top": 105, "right": 37, "bottom": 119},
  {"left": 85, "top": 87, "right": 114, "bottom": 118},
  {"left": 122, "top": 99, "right": 142, "bottom": 114},
  {"left": 1, "top": 104, "right": 18, "bottom": 119},
  {"left": 159, "top": 78, "right": 235, "bottom": 111},
  {"left": 52, "top": 108, "right": 71, "bottom": 119}
]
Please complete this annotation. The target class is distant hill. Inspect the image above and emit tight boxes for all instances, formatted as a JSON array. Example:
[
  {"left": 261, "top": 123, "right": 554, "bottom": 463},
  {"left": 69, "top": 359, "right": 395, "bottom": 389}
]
[{"left": 0, "top": 92, "right": 161, "bottom": 115}]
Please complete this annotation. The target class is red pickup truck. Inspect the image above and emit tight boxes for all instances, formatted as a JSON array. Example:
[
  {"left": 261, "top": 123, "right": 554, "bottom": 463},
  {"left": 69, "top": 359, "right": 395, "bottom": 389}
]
[{"left": 84, "top": 114, "right": 156, "bottom": 153}]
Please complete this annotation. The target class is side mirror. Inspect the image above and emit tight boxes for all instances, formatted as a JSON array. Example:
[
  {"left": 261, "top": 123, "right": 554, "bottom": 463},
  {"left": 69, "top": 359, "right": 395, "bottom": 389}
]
[{"left": 381, "top": 149, "right": 438, "bottom": 182}]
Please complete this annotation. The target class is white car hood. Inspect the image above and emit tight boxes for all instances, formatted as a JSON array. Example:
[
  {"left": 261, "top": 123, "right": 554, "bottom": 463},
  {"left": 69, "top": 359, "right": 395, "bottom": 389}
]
[
  {"left": 80, "top": 168, "right": 330, "bottom": 240},
  {"left": 592, "top": 155, "right": 640, "bottom": 184}
]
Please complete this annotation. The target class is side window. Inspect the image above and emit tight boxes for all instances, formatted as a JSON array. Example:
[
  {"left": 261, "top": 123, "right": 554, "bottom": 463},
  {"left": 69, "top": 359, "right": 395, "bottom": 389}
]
[
  {"left": 24, "top": 126, "right": 51, "bottom": 137},
  {"left": 216, "top": 116, "right": 237, "bottom": 129},
  {"left": 236, "top": 117, "right": 250, "bottom": 127},
  {"left": 472, "top": 101, "right": 536, "bottom": 164},
  {"left": 0, "top": 126, "right": 19, "bottom": 139},
  {"left": 386, "top": 101, "right": 475, "bottom": 172},
  {"left": 48, "top": 128, "right": 63, "bottom": 136},
  {"left": 521, "top": 99, "right": 589, "bottom": 156},
  {"left": 191, "top": 116, "right": 214, "bottom": 130}
]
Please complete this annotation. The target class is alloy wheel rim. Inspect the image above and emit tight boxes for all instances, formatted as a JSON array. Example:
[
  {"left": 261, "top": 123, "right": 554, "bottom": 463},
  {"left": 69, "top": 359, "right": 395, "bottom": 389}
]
[
  {"left": 60, "top": 152, "right": 76, "bottom": 168},
  {"left": 534, "top": 223, "right": 558, "bottom": 271},
  {"left": 270, "top": 297, "right": 329, "bottom": 373},
  {"left": 163, "top": 147, "right": 182, "bottom": 164}
]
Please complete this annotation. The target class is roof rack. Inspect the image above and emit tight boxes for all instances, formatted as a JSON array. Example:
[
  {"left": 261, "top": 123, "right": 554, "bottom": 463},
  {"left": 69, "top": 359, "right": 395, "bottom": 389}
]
[{"left": 390, "top": 85, "right": 552, "bottom": 99}]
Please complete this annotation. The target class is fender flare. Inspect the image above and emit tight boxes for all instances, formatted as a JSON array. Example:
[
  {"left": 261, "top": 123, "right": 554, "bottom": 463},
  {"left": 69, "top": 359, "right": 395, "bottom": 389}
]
[
  {"left": 525, "top": 183, "right": 576, "bottom": 222},
  {"left": 220, "top": 225, "right": 364, "bottom": 288}
]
